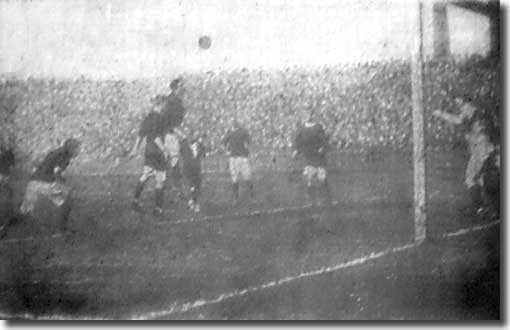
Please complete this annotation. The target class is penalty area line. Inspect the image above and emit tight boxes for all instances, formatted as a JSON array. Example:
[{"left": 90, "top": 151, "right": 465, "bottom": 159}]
[
  {"left": 1, "top": 219, "right": 500, "bottom": 320},
  {"left": 130, "top": 219, "right": 501, "bottom": 320}
]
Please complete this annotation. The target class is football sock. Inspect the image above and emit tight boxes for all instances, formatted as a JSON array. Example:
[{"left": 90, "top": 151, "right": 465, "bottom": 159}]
[
  {"left": 247, "top": 181, "right": 255, "bottom": 198},
  {"left": 134, "top": 181, "right": 145, "bottom": 199},
  {"left": 155, "top": 188, "right": 164, "bottom": 209},
  {"left": 468, "top": 185, "right": 482, "bottom": 210},
  {"left": 233, "top": 182, "right": 239, "bottom": 201},
  {"left": 322, "top": 179, "right": 332, "bottom": 202}
]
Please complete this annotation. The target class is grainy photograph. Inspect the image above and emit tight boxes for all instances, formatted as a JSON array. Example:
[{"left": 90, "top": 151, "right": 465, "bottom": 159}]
[{"left": 0, "top": 0, "right": 501, "bottom": 321}]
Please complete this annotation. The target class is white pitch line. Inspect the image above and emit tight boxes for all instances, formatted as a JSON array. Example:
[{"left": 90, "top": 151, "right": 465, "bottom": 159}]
[
  {"left": 154, "top": 196, "right": 386, "bottom": 226},
  {"left": 0, "top": 233, "right": 64, "bottom": 245},
  {"left": 441, "top": 219, "right": 500, "bottom": 238},
  {"left": 0, "top": 202, "right": 333, "bottom": 246},
  {"left": 130, "top": 242, "right": 418, "bottom": 320},
  {"left": 131, "top": 219, "right": 502, "bottom": 320},
  {"left": 1, "top": 218, "right": 500, "bottom": 321},
  {"left": 156, "top": 202, "right": 318, "bottom": 226}
]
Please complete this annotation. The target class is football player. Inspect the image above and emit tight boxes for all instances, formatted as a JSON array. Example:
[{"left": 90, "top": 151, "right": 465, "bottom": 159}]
[
  {"left": 433, "top": 93, "right": 498, "bottom": 215},
  {"left": 161, "top": 78, "right": 186, "bottom": 203},
  {"left": 130, "top": 97, "right": 168, "bottom": 215},
  {"left": 179, "top": 134, "right": 207, "bottom": 212},
  {"left": 19, "top": 138, "right": 80, "bottom": 231},
  {"left": 222, "top": 119, "right": 254, "bottom": 205},
  {"left": 293, "top": 111, "right": 332, "bottom": 206}
]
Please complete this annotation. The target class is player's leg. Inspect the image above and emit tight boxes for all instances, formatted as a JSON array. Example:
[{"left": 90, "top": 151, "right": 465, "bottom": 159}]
[
  {"left": 465, "top": 153, "right": 486, "bottom": 214},
  {"left": 133, "top": 166, "right": 152, "bottom": 206},
  {"left": 229, "top": 157, "right": 240, "bottom": 204},
  {"left": 57, "top": 189, "right": 73, "bottom": 233},
  {"left": 153, "top": 170, "right": 166, "bottom": 215},
  {"left": 19, "top": 181, "right": 41, "bottom": 215},
  {"left": 480, "top": 151, "right": 500, "bottom": 219},
  {"left": 166, "top": 133, "right": 184, "bottom": 203},
  {"left": 190, "top": 174, "right": 202, "bottom": 212},
  {"left": 317, "top": 167, "right": 332, "bottom": 205},
  {"left": 241, "top": 158, "right": 254, "bottom": 199},
  {"left": 303, "top": 166, "right": 317, "bottom": 205}
]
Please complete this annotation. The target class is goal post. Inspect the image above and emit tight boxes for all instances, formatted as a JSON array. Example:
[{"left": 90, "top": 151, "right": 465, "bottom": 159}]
[{"left": 411, "top": 1, "right": 427, "bottom": 243}]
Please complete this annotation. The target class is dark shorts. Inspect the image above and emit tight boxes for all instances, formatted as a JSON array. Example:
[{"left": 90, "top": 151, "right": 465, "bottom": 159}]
[
  {"left": 145, "top": 143, "right": 167, "bottom": 171},
  {"left": 183, "top": 165, "right": 202, "bottom": 188}
]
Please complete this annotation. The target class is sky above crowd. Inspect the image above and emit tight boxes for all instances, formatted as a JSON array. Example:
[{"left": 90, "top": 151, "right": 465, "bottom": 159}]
[{"left": 0, "top": 0, "right": 490, "bottom": 78}]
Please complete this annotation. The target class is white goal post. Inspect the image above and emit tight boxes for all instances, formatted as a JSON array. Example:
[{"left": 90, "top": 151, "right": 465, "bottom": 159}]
[{"left": 411, "top": 1, "right": 427, "bottom": 243}]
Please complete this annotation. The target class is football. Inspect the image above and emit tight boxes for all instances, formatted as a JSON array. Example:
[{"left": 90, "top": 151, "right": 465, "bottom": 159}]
[{"left": 198, "top": 35, "right": 212, "bottom": 49}]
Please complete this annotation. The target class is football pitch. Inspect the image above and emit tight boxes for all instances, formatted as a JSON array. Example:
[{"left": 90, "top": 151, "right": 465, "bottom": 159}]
[{"left": 0, "top": 149, "right": 500, "bottom": 320}]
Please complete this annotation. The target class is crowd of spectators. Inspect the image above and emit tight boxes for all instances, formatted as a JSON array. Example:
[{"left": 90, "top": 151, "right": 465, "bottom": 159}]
[{"left": 0, "top": 55, "right": 500, "bottom": 169}]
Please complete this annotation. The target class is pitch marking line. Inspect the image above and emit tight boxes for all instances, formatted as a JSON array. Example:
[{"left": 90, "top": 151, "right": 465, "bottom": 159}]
[
  {"left": 441, "top": 219, "right": 500, "bottom": 238},
  {"left": 0, "top": 201, "right": 345, "bottom": 246},
  {"left": 132, "top": 219, "right": 501, "bottom": 320},
  {"left": 154, "top": 196, "right": 386, "bottom": 226},
  {"left": 0, "top": 219, "right": 499, "bottom": 320},
  {"left": 155, "top": 202, "right": 322, "bottom": 226},
  {"left": 0, "top": 233, "right": 64, "bottom": 245},
  {"left": 131, "top": 243, "right": 418, "bottom": 319}
]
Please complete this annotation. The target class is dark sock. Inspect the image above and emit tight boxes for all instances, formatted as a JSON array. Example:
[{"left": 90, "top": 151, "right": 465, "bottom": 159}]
[
  {"left": 59, "top": 199, "right": 73, "bottom": 232},
  {"left": 322, "top": 179, "right": 332, "bottom": 202},
  {"left": 134, "top": 181, "right": 145, "bottom": 199},
  {"left": 247, "top": 181, "right": 254, "bottom": 198},
  {"left": 155, "top": 188, "right": 164, "bottom": 209},
  {"left": 191, "top": 186, "right": 200, "bottom": 204},
  {"left": 469, "top": 185, "right": 482, "bottom": 210},
  {"left": 233, "top": 182, "right": 239, "bottom": 201}
]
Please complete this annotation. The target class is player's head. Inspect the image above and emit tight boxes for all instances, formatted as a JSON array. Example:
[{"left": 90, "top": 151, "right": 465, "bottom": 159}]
[
  {"left": 170, "top": 78, "right": 184, "bottom": 96},
  {"left": 64, "top": 138, "right": 81, "bottom": 158}
]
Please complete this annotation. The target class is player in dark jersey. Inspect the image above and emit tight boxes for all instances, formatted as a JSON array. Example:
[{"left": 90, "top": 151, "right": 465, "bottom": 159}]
[
  {"left": 433, "top": 94, "right": 498, "bottom": 215},
  {"left": 160, "top": 78, "right": 187, "bottom": 202},
  {"left": 293, "top": 112, "right": 332, "bottom": 206},
  {"left": 222, "top": 119, "right": 254, "bottom": 205},
  {"left": 179, "top": 134, "right": 207, "bottom": 212},
  {"left": 19, "top": 138, "right": 80, "bottom": 231},
  {"left": 130, "top": 97, "right": 168, "bottom": 215}
]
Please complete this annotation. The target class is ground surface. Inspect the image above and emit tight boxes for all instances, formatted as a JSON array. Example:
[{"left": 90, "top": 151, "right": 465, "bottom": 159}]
[{"left": 0, "top": 149, "right": 501, "bottom": 320}]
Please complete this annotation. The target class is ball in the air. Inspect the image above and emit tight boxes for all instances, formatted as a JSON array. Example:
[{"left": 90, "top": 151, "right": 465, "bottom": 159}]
[{"left": 198, "top": 36, "right": 212, "bottom": 49}]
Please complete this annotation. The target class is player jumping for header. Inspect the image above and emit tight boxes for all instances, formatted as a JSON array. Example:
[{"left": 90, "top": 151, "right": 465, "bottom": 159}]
[
  {"left": 130, "top": 96, "right": 168, "bottom": 215},
  {"left": 160, "top": 78, "right": 187, "bottom": 204},
  {"left": 293, "top": 111, "right": 332, "bottom": 206}
]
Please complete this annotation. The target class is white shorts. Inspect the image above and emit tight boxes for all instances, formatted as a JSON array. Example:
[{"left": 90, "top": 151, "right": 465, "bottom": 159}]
[
  {"left": 164, "top": 133, "right": 180, "bottom": 167},
  {"left": 229, "top": 157, "right": 252, "bottom": 182},
  {"left": 140, "top": 166, "right": 167, "bottom": 188},
  {"left": 303, "top": 166, "right": 327, "bottom": 183},
  {"left": 20, "top": 180, "right": 70, "bottom": 214}
]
